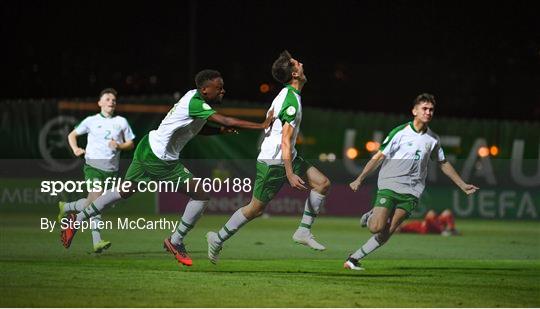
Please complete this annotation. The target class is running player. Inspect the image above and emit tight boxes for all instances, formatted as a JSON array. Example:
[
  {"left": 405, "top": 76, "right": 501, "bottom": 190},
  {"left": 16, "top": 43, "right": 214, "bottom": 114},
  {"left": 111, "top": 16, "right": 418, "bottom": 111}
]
[
  {"left": 344, "top": 93, "right": 478, "bottom": 270},
  {"left": 58, "top": 88, "right": 135, "bottom": 253},
  {"left": 60, "top": 70, "right": 274, "bottom": 267},
  {"left": 206, "top": 50, "right": 331, "bottom": 264}
]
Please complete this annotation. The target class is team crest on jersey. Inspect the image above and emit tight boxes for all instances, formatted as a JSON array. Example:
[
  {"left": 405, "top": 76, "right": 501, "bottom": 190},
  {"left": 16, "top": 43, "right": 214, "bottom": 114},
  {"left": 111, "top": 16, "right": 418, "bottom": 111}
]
[
  {"left": 425, "top": 143, "right": 431, "bottom": 152},
  {"left": 183, "top": 167, "right": 191, "bottom": 174},
  {"left": 379, "top": 197, "right": 386, "bottom": 204},
  {"left": 202, "top": 103, "right": 212, "bottom": 110},
  {"left": 286, "top": 106, "right": 296, "bottom": 116}
]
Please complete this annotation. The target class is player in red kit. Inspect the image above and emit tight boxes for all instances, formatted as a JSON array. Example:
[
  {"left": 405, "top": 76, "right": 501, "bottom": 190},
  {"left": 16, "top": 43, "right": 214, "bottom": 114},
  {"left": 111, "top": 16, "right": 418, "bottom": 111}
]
[{"left": 398, "top": 209, "right": 459, "bottom": 236}]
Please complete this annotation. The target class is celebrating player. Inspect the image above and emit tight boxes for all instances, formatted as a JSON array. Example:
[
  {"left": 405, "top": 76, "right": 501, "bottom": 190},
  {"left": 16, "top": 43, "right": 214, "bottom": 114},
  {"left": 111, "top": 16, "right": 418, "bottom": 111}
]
[
  {"left": 58, "top": 88, "right": 135, "bottom": 253},
  {"left": 60, "top": 70, "right": 274, "bottom": 267},
  {"left": 344, "top": 93, "right": 478, "bottom": 270},
  {"left": 206, "top": 50, "right": 331, "bottom": 264}
]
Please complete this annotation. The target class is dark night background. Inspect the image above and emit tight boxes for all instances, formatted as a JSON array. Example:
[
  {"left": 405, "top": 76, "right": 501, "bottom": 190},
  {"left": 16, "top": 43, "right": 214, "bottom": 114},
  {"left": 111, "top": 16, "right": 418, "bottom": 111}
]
[{"left": 3, "top": 0, "right": 540, "bottom": 120}]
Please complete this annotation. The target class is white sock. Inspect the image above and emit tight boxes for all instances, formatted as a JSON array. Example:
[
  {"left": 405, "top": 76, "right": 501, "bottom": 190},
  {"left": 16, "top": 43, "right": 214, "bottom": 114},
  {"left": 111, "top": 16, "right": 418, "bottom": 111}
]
[
  {"left": 298, "top": 190, "right": 326, "bottom": 232},
  {"left": 90, "top": 215, "right": 102, "bottom": 245},
  {"left": 216, "top": 208, "right": 250, "bottom": 244},
  {"left": 76, "top": 191, "right": 122, "bottom": 222},
  {"left": 170, "top": 199, "right": 208, "bottom": 245},
  {"left": 351, "top": 235, "right": 382, "bottom": 260},
  {"left": 64, "top": 198, "right": 88, "bottom": 212}
]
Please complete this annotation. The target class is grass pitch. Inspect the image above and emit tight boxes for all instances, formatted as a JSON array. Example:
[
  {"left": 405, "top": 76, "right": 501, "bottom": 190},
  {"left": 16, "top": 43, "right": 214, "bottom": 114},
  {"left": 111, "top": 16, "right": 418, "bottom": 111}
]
[{"left": 1, "top": 213, "right": 539, "bottom": 307}]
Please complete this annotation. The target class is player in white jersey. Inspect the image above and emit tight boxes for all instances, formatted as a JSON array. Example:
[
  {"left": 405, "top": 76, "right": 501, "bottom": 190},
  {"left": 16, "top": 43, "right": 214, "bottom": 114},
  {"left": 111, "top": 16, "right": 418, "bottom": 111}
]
[
  {"left": 343, "top": 93, "right": 479, "bottom": 270},
  {"left": 57, "top": 88, "right": 135, "bottom": 253},
  {"left": 60, "top": 70, "right": 274, "bottom": 267},
  {"left": 206, "top": 51, "right": 331, "bottom": 264}
]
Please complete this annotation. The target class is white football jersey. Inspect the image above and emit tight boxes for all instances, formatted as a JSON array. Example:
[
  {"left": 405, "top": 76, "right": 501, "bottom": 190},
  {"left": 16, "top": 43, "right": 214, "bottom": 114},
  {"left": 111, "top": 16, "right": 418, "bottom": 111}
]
[
  {"left": 75, "top": 113, "right": 136, "bottom": 172},
  {"left": 378, "top": 122, "right": 446, "bottom": 198},
  {"left": 149, "top": 90, "right": 216, "bottom": 161},
  {"left": 257, "top": 85, "right": 302, "bottom": 165}
]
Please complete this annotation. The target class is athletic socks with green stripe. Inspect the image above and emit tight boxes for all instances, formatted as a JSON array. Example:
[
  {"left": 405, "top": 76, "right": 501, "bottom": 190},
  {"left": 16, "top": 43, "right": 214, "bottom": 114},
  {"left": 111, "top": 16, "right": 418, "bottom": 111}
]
[
  {"left": 215, "top": 208, "right": 249, "bottom": 244},
  {"left": 75, "top": 191, "right": 122, "bottom": 222},
  {"left": 298, "top": 190, "right": 325, "bottom": 231},
  {"left": 170, "top": 199, "right": 209, "bottom": 245},
  {"left": 351, "top": 235, "right": 381, "bottom": 260}
]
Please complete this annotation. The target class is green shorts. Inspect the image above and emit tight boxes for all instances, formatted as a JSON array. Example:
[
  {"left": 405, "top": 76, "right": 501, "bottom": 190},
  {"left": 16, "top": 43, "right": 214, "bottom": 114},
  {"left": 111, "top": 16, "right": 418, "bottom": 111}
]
[
  {"left": 125, "top": 135, "right": 194, "bottom": 183},
  {"left": 83, "top": 164, "right": 117, "bottom": 183},
  {"left": 253, "top": 156, "right": 311, "bottom": 204},
  {"left": 374, "top": 189, "right": 419, "bottom": 214}
]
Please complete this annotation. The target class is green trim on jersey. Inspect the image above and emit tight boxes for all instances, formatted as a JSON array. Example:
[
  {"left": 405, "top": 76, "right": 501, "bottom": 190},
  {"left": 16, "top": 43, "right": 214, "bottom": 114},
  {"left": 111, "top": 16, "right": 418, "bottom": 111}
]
[
  {"left": 278, "top": 88, "right": 299, "bottom": 124},
  {"left": 286, "top": 84, "right": 301, "bottom": 95},
  {"left": 99, "top": 112, "right": 113, "bottom": 119},
  {"left": 408, "top": 121, "right": 418, "bottom": 133},
  {"left": 380, "top": 123, "right": 408, "bottom": 151},
  {"left": 409, "top": 121, "right": 427, "bottom": 134},
  {"left": 188, "top": 91, "right": 216, "bottom": 119}
]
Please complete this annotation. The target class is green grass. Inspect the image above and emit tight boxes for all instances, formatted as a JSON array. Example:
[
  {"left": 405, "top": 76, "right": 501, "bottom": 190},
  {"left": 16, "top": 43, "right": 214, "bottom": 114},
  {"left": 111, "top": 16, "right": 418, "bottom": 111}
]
[{"left": 1, "top": 213, "right": 539, "bottom": 307}]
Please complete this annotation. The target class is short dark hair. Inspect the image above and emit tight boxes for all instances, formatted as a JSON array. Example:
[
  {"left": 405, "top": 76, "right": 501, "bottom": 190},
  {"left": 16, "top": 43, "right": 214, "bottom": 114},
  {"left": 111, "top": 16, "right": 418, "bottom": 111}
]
[
  {"left": 413, "top": 93, "right": 436, "bottom": 107},
  {"left": 271, "top": 50, "right": 294, "bottom": 84},
  {"left": 195, "top": 69, "right": 222, "bottom": 89},
  {"left": 100, "top": 88, "right": 117, "bottom": 98}
]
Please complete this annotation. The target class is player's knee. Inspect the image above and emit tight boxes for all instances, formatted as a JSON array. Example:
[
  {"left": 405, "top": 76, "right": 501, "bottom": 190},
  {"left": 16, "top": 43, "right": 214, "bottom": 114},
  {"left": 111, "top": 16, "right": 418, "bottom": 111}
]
[
  {"left": 321, "top": 177, "right": 331, "bottom": 193},
  {"left": 243, "top": 202, "right": 265, "bottom": 219},
  {"left": 244, "top": 208, "right": 263, "bottom": 219},
  {"left": 314, "top": 177, "right": 331, "bottom": 194},
  {"left": 368, "top": 220, "right": 385, "bottom": 234}
]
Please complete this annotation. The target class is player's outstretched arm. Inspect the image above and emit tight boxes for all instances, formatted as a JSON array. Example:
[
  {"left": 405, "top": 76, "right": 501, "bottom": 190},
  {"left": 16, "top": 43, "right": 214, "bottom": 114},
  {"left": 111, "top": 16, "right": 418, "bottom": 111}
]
[
  {"left": 198, "top": 124, "right": 238, "bottom": 135},
  {"left": 439, "top": 161, "right": 479, "bottom": 195},
  {"left": 282, "top": 122, "right": 307, "bottom": 190},
  {"left": 67, "top": 129, "right": 85, "bottom": 157},
  {"left": 349, "top": 151, "right": 385, "bottom": 192},
  {"left": 208, "top": 109, "right": 274, "bottom": 130}
]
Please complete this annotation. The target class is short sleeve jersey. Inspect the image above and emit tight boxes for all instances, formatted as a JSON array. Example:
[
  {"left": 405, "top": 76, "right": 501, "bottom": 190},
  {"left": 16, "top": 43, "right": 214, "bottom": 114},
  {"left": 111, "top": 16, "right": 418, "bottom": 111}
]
[
  {"left": 377, "top": 122, "right": 446, "bottom": 198},
  {"left": 75, "top": 113, "right": 136, "bottom": 172},
  {"left": 149, "top": 89, "right": 216, "bottom": 161},
  {"left": 257, "top": 85, "right": 302, "bottom": 165}
]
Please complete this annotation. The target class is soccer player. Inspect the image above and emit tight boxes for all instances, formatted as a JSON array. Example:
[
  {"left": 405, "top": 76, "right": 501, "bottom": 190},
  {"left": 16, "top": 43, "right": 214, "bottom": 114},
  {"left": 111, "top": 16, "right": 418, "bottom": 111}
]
[
  {"left": 206, "top": 50, "right": 331, "bottom": 264},
  {"left": 57, "top": 88, "right": 135, "bottom": 253},
  {"left": 344, "top": 93, "right": 479, "bottom": 270},
  {"left": 398, "top": 209, "right": 459, "bottom": 236},
  {"left": 60, "top": 69, "right": 274, "bottom": 266}
]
